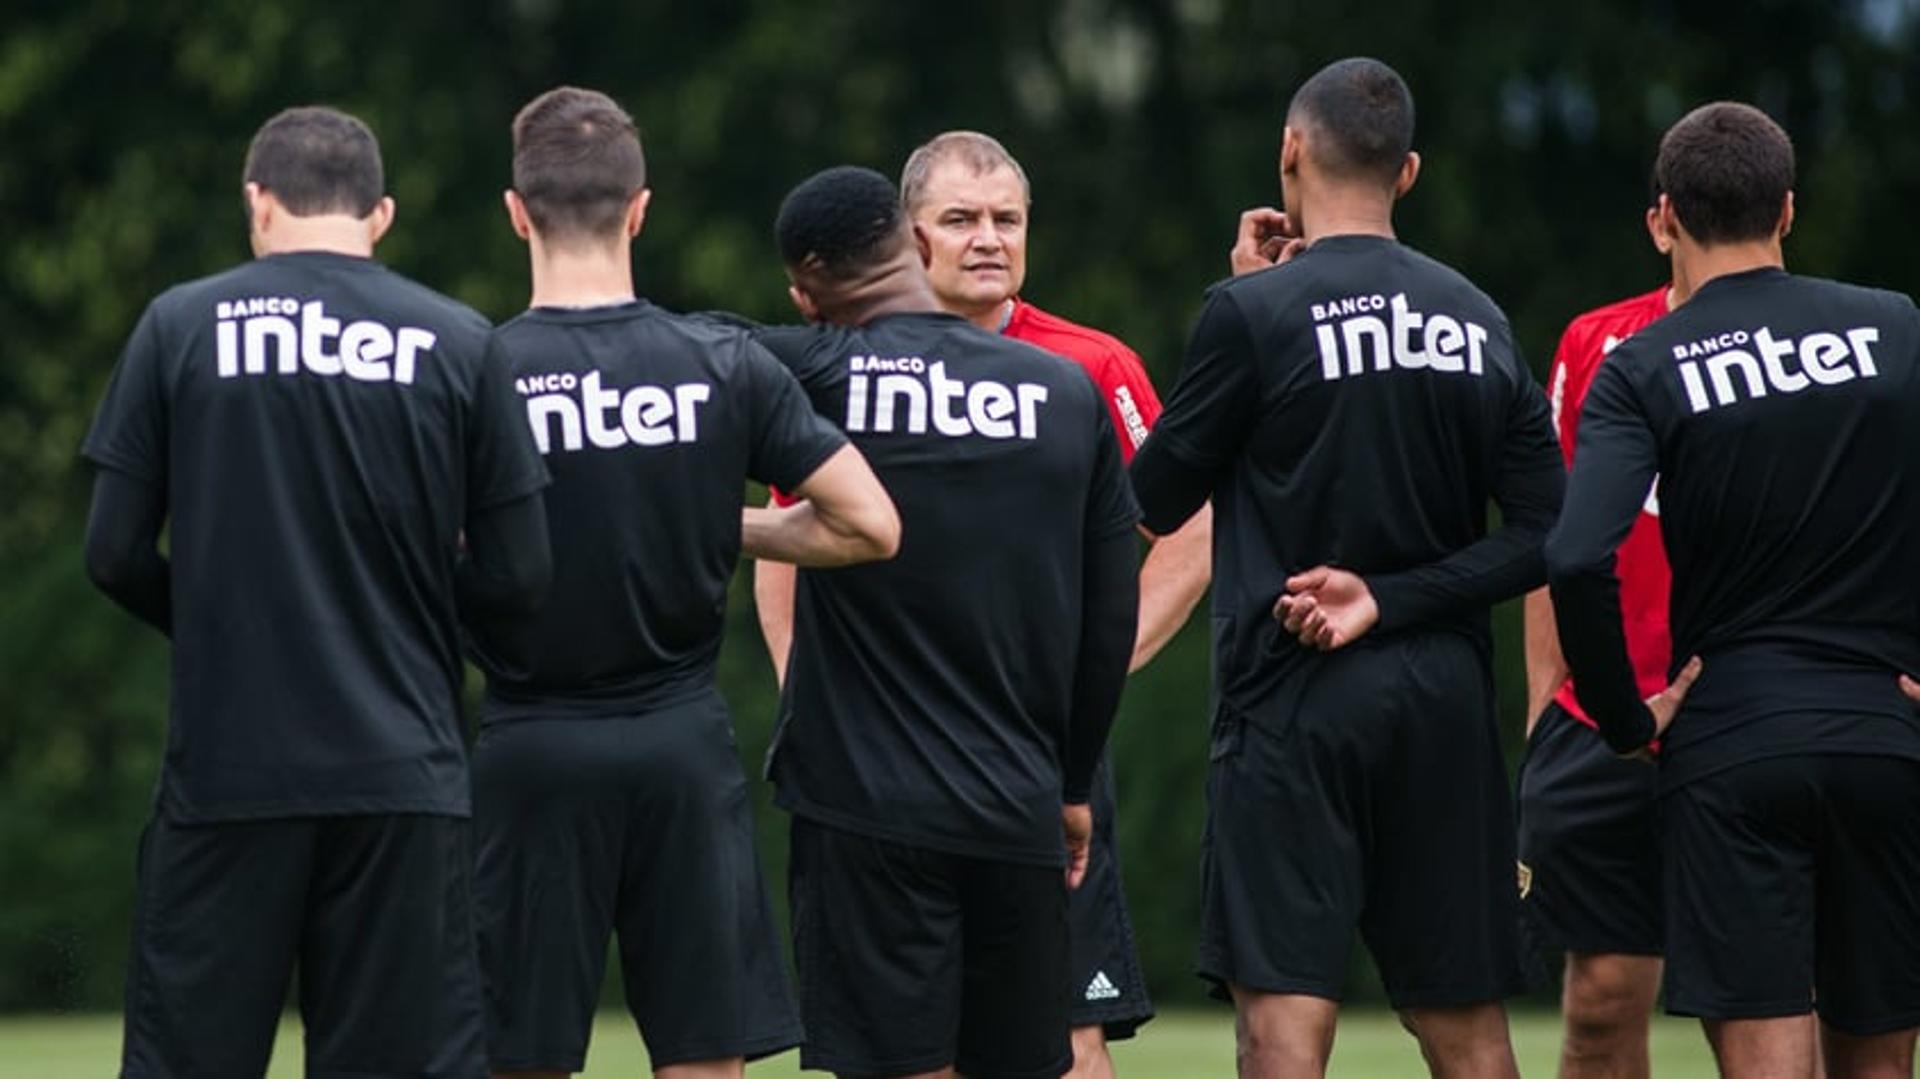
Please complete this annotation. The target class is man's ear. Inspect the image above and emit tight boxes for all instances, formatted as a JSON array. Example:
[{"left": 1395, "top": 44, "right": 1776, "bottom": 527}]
[
  {"left": 1778, "top": 190, "right": 1794, "bottom": 240},
  {"left": 503, "top": 189, "right": 533, "bottom": 241},
  {"left": 245, "top": 182, "right": 272, "bottom": 235},
  {"left": 627, "top": 188, "right": 652, "bottom": 238},
  {"left": 787, "top": 282, "right": 821, "bottom": 323},
  {"left": 1279, "top": 125, "right": 1301, "bottom": 182},
  {"left": 1393, "top": 151, "right": 1421, "bottom": 199},
  {"left": 911, "top": 221, "right": 933, "bottom": 268},
  {"left": 1645, "top": 203, "right": 1671, "bottom": 255},
  {"left": 366, "top": 196, "right": 395, "bottom": 246}
]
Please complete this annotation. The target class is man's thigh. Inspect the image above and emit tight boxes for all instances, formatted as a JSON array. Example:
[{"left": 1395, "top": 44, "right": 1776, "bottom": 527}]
[
  {"left": 121, "top": 815, "right": 312, "bottom": 1079},
  {"left": 1515, "top": 702, "right": 1662, "bottom": 962},
  {"left": 299, "top": 814, "right": 485, "bottom": 1079},
  {"left": 1360, "top": 634, "right": 1524, "bottom": 1010},
  {"left": 1662, "top": 757, "right": 1817, "bottom": 1023},
  {"left": 788, "top": 818, "right": 965, "bottom": 1077},
  {"left": 1812, "top": 753, "right": 1920, "bottom": 1036},
  {"left": 957, "top": 856, "right": 1072, "bottom": 1079}
]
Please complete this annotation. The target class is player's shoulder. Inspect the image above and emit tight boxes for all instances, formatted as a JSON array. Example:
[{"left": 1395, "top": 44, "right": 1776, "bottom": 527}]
[
  {"left": 1008, "top": 300, "right": 1143, "bottom": 373},
  {"left": 1787, "top": 273, "right": 1918, "bottom": 317},
  {"left": 1561, "top": 287, "right": 1669, "bottom": 344}
]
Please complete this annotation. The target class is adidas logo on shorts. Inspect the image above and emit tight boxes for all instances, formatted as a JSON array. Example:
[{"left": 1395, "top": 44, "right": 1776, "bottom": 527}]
[{"left": 1084, "top": 970, "right": 1122, "bottom": 1002}]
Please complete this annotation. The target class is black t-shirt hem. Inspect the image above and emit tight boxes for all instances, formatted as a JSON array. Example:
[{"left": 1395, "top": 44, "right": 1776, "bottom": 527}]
[
  {"left": 758, "top": 436, "right": 846, "bottom": 502},
  {"left": 80, "top": 446, "right": 161, "bottom": 484},
  {"left": 778, "top": 794, "right": 1067, "bottom": 869},
  {"left": 1657, "top": 712, "right": 1920, "bottom": 792},
  {"left": 469, "top": 468, "right": 552, "bottom": 514},
  {"left": 480, "top": 679, "right": 720, "bottom": 725},
  {"left": 157, "top": 792, "right": 471, "bottom": 823}
]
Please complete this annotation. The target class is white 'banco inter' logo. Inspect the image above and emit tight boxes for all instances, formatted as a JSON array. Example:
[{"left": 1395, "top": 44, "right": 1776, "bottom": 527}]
[
  {"left": 517, "top": 371, "right": 712, "bottom": 454},
  {"left": 844, "top": 355, "right": 1049, "bottom": 439},
  {"left": 1673, "top": 326, "right": 1880, "bottom": 413},
  {"left": 216, "top": 297, "right": 435, "bottom": 384},
  {"left": 1312, "top": 293, "right": 1491, "bottom": 382}
]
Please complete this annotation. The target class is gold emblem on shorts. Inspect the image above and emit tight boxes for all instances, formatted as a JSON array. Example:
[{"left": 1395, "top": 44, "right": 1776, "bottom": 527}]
[{"left": 1516, "top": 860, "right": 1534, "bottom": 899}]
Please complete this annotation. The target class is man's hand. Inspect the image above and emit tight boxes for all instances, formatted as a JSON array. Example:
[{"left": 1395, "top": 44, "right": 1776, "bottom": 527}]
[
  {"left": 1230, "top": 207, "right": 1304, "bottom": 276},
  {"left": 1900, "top": 674, "right": 1920, "bottom": 703},
  {"left": 1062, "top": 803, "right": 1093, "bottom": 890},
  {"left": 1272, "top": 566, "right": 1379, "bottom": 651},
  {"left": 1621, "top": 655, "right": 1703, "bottom": 761}
]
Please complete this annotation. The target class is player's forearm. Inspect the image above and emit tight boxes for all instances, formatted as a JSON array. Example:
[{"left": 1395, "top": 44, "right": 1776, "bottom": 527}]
[
  {"left": 84, "top": 469, "right": 173, "bottom": 635},
  {"left": 1064, "top": 528, "right": 1140, "bottom": 801},
  {"left": 1523, "top": 587, "right": 1570, "bottom": 726},
  {"left": 753, "top": 557, "right": 797, "bottom": 687},
  {"left": 1547, "top": 545, "right": 1655, "bottom": 753},
  {"left": 458, "top": 493, "right": 552, "bottom": 617},
  {"left": 1131, "top": 502, "right": 1212, "bottom": 671},
  {"left": 741, "top": 501, "right": 896, "bottom": 568}
]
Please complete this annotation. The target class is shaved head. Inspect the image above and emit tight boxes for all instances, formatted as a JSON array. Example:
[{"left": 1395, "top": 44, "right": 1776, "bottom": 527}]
[{"left": 1287, "top": 58, "right": 1415, "bottom": 186}]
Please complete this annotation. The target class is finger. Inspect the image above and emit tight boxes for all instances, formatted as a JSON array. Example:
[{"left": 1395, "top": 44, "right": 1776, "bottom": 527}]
[
  {"left": 1066, "top": 846, "right": 1089, "bottom": 890},
  {"left": 1238, "top": 207, "right": 1284, "bottom": 243},
  {"left": 1282, "top": 596, "right": 1314, "bottom": 635},
  {"left": 1314, "top": 623, "right": 1337, "bottom": 650},
  {"left": 1276, "top": 238, "right": 1307, "bottom": 264},
  {"left": 1901, "top": 674, "right": 1920, "bottom": 704},
  {"left": 1286, "top": 566, "right": 1331, "bottom": 593},
  {"left": 1667, "top": 655, "right": 1704, "bottom": 699},
  {"left": 1273, "top": 594, "right": 1295, "bottom": 621},
  {"left": 1259, "top": 236, "right": 1287, "bottom": 260}
]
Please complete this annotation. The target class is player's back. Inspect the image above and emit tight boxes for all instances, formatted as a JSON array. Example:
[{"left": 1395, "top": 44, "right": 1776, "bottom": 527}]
[
  {"left": 468, "top": 303, "right": 842, "bottom": 719},
  {"left": 1159, "top": 236, "right": 1556, "bottom": 717},
  {"left": 1587, "top": 268, "right": 1920, "bottom": 756},
  {"left": 756, "top": 312, "right": 1136, "bottom": 865},
  {"left": 83, "top": 251, "right": 545, "bottom": 819}
]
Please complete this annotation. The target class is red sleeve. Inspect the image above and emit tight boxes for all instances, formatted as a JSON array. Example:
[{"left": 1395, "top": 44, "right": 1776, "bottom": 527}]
[
  {"left": 769, "top": 486, "right": 800, "bottom": 507},
  {"left": 1094, "top": 345, "right": 1161, "bottom": 463},
  {"left": 1547, "top": 320, "right": 1599, "bottom": 468}
]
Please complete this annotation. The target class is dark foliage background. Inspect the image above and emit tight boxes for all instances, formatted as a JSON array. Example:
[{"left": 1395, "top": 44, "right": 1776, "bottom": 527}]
[{"left": 3, "top": 0, "right": 1916, "bottom": 1010}]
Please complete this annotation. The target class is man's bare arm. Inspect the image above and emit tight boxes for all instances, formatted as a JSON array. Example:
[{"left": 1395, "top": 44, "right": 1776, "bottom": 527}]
[
  {"left": 1132, "top": 502, "right": 1212, "bottom": 671},
  {"left": 740, "top": 445, "right": 900, "bottom": 568},
  {"left": 1523, "top": 586, "right": 1570, "bottom": 737},
  {"left": 753, "top": 552, "right": 797, "bottom": 687}
]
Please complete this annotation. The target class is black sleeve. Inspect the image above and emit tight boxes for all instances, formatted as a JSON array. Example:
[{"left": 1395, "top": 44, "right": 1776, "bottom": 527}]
[
  {"left": 81, "top": 302, "right": 169, "bottom": 483},
  {"left": 1063, "top": 526, "right": 1139, "bottom": 802},
  {"left": 84, "top": 467, "right": 171, "bottom": 634},
  {"left": 1085, "top": 405, "right": 1143, "bottom": 539},
  {"left": 457, "top": 492, "right": 552, "bottom": 617},
  {"left": 1546, "top": 358, "right": 1660, "bottom": 753},
  {"left": 1366, "top": 363, "right": 1565, "bottom": 631},
  {"left": 467, "top": 335, "right": 551, "bottom": 511},
  {"left": 1130, "top": 289, "right": 1260, "bottom": 534},
  {"left": 743, "top": 339, "right": 848, "bottom": 492}
]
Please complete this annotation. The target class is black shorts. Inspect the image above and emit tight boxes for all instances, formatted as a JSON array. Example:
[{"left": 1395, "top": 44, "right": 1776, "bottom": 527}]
[
  {"left": 472, "top": 694, "right": 801, "bottom": 1071},
  {"left": 1067, "top": 756, "right": 1154, "bottom": 1039},
  {"left": 121, "top": 812, "right": 484, "bottom": 1078},
  {"left": 1198, "top": 634, "right": 1524, "bottom": 1010},
  {"left": 1662, "top": 752, "right": 1920, "bottom": 1035},
  {"left": 1515, "top": 701, "right": 1662, "bottom": 959},
  {"left": 788, "top": 817, "right": 1071, "bottom": 1078}
]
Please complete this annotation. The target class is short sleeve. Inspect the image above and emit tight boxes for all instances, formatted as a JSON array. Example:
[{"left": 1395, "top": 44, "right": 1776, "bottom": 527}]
[
  {"left": 744, "top": 340, "right": 848, "bottom": 493},
  {"left": 467, "top": 334, "right": 551, "bottom": 512},
  {"left": 1545, "top": 327, "right": 1579, "bottom": 466},
  {"left": 1085, "top": 405, "right": 1142, "bottom": 540},
  {"left": 1147, "top": 288, "right": 1260, "bottom": 471},
  {"left": 81, "top": 303, "right": 170, "bottom": 483},
  {"left": 1101, "top": 343, "right": 1163, "bottom": 462}
]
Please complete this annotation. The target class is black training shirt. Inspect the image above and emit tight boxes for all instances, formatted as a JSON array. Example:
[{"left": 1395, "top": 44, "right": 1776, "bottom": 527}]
[
  {"left": 1549, "top": 267, "right": 1920, "bottom": 782},
  {"left": 465, "top": 301, "right": 846, "bottom": 720},
  {"left": 81, "top": 251, "right": 550, "bottom": 821},
  {"left": 753, "top": 312, "right": 1140, "bottom": 868},
  {"left": 1132, "top": 235, "right": 1564, "bottom": 730}
]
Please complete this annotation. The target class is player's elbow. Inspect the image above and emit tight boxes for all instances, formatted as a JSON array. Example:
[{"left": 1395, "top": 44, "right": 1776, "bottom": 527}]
[
  {"left": 84, "top": 529, "right": 144, "bottom": 599},
  {"left": 861, "top": 500, "right": 902, "bottom": 562},
  {"left": 1543, "top": 525, "right": 1609, "bottom": 592}
]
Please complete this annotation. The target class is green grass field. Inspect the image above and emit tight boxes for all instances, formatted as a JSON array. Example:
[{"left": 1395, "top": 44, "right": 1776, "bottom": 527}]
[{"left": 0, "top": 1008, "right": 1721, "bottom": 1076}]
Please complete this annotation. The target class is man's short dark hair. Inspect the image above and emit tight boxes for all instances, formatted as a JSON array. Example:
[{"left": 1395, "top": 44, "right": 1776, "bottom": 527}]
[
  {"left": 511, "top": 87, "right": 647, "bottom": 245},
  {"left": 775, "top": 166, "right": 906, "bottom": 278},
  {"left": 1287, "top": 58, "right": 1415, "bottom": 185},
  {"left": 1654, "top": 102, "right": 1795, "bottom": 245},
  {"left": 243, "top": 107, "right": 384, "bottom": 217}
]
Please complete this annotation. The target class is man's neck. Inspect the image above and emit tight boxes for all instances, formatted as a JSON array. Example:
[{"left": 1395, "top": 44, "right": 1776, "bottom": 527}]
[
  {"left": 1298, "top": 188, "right": 1396, "bottom": 246},
  {"left": 960, "top": 297, "right": 1014, "bottom": 333},
  {"left": 821, "top": 255, "right": 942, "bottom": 326},
  {"left": 1672, "top": 238, "right": 1783, "bottom": 300},
  {"left": 252, "top": 217, "right": 375, "bottom": 259},
  {"left": 527, "top": 238, "right": 636, "bottom": 309}
]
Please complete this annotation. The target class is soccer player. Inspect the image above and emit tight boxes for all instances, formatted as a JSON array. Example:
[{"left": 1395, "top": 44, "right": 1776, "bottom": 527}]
[
  {"left": 81, "top": 106, "right": 550, "bottom": 1077},
  {"left": 749, "top": 165, "right": 1140, "bottom": 1079},
  {"left": 1517, "top": 201, "right": 1681, "bottom": 1078},
  {"left": 1549, "top": 101, "right": 1920, "bottom": 1079},
  {"left": 1129, "top": 58, "right": 1565, "bottom": 1077},
  {"left": 464, "top": 89, "right": 900, "bottom": 1079},
  {"left": 754, "top": 129, "right": 1210, "bottom": 1076}
]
